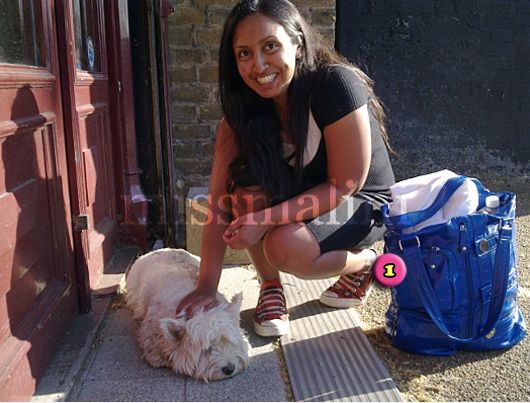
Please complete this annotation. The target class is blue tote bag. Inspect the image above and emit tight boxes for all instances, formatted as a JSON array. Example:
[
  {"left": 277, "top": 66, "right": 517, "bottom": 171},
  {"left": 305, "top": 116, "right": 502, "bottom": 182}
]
[{"left": 382, "top": 176, "right": 526, "bottom": 355}]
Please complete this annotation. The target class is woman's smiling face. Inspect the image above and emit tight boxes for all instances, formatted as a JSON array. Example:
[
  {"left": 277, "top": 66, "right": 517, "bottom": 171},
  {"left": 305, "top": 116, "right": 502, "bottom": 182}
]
[{"left": 233, "top": 13, "right": 299, "bottom": 108}]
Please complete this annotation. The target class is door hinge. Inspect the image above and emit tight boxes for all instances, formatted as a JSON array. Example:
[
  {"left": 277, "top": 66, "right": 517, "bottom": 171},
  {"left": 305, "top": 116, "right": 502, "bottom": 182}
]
[{"left": 73, "top": 214, "right": 89, "bottom": 232}]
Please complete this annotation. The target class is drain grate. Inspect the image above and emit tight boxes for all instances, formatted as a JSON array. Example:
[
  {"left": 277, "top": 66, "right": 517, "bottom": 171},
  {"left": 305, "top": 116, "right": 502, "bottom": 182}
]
[{"left": 280, "top": 273, "right": 402, "bottom": 402}]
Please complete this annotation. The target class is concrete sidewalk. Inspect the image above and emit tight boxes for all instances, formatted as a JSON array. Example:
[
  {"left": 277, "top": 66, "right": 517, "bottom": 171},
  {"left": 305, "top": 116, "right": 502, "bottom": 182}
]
[{"left": 33, "top": 266, "right": 290, "bottom": 402}]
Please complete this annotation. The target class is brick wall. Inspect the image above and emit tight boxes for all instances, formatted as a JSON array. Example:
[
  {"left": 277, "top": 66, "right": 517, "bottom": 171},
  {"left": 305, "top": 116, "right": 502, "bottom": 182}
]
[
  {"left": 169, "top": 0, "right": 530, "bottom": 246},
  {"left": 344, "top": 0, "right": 530, "bottom": 183},
  {"left": 169, "top": 0, "right": 335, "bottom": 245}
]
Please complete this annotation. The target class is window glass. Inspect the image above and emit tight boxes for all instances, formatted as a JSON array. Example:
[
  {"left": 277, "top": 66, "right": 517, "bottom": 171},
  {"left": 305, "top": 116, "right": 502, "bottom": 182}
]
[
  {"left": 73, "top": 0, "right": 101, "bottom": 72},
  {"left": 0, "top": 0, "right": 46, "bottom": 66}
]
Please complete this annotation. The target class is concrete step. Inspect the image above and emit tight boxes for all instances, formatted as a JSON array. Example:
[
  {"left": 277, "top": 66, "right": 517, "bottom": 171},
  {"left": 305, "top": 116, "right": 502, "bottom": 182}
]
[{"left": 280, "top": 273, "right": 403, "bottom": 402}]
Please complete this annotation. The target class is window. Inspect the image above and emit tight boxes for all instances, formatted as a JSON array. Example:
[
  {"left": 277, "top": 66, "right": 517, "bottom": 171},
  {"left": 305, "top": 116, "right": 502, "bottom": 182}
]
[
  {"left": 0, "top": 0, "right": 46, "bottom": 66},
  {"left": 73, "top": 0, "right": 102, "bottom": 72}
]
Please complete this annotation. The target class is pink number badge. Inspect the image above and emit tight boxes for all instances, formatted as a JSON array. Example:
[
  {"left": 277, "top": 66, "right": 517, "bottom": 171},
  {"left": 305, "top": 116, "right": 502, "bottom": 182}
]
[{"left": 373, "top": 253, "right": 407, "bottom": 287}]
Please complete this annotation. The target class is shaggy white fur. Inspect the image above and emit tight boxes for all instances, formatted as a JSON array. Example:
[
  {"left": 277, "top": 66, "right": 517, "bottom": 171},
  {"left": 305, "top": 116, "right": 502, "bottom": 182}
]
[{"left": 125, "top": 248, "right": 250, "bottom": 381}]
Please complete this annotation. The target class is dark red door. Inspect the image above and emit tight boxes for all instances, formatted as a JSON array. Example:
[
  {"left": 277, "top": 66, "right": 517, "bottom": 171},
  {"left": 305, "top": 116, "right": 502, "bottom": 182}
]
[
  {"left": 59, "top": 0, "right": 119, "bottom": 293},
  {"left": 0, "top": 0, "right": 77, "bottom": 399},
  {"left": 72, "top": 0, "right": 119, "bottom": 289}
]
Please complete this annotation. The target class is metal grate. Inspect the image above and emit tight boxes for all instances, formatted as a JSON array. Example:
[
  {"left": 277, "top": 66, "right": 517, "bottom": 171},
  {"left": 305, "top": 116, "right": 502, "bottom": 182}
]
[{"left": 280, "top": 273, "right": 402, "bottom": 402}]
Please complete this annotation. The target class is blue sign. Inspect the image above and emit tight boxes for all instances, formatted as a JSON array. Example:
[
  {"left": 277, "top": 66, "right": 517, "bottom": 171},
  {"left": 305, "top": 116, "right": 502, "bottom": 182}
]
[{"left": 87, "top": 37, "right": 95, "bottom": 71}]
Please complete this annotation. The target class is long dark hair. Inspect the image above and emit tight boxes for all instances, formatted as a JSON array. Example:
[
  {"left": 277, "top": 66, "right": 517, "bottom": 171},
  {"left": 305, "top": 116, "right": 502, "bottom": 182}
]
[{"left": 219, "top": 0, "right": 392, "bottom": 202}]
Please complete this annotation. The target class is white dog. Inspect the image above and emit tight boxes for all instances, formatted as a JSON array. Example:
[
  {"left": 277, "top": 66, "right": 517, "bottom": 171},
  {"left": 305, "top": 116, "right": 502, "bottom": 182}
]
[{"left": 125, "top": 248, "right": 250, "bottom": 381}]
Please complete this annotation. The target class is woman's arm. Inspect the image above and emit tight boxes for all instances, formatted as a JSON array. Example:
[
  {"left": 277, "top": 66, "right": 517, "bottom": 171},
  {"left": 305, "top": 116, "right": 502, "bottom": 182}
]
[
  {"left": 271, "top": 104, "right": 371, "bottom": 222},
  {"left": 224, "top": 105, "right": 371, "bottom": 249},
  {"left": 177, "top": 119, "right": 239, "bottom": 316}
]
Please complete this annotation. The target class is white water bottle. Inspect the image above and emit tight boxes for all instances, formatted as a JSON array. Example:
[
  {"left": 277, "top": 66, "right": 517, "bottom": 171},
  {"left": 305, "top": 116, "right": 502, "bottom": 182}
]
[{"left": 483, "top": 195, "right": 500, "bottom": 214}]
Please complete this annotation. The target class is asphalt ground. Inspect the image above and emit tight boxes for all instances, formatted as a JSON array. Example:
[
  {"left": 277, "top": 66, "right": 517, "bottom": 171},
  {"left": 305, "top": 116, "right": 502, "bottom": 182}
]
[{"left": 357, "top": 178, "right": 530, "bottom": 402}]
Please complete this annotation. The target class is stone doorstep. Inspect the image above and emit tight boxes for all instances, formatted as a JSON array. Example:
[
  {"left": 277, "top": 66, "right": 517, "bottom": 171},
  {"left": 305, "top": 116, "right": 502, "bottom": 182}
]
[
  {"left": 186, "top": 186, "right": 251, "bottom": 265},
  {"left": 92, "top": 246, "right": 141, "bottom": 295}
]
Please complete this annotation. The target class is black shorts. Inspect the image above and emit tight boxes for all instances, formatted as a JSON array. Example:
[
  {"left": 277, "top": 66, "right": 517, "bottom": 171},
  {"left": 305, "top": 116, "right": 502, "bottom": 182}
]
[{"left": 305, "top": 195, "right": 387, "bottom": 254}]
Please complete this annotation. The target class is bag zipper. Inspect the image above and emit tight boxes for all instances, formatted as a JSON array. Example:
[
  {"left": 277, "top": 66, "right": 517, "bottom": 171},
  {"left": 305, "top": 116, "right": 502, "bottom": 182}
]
[{"left": 458, "top": 217, "right": 474, "bottom": 338}]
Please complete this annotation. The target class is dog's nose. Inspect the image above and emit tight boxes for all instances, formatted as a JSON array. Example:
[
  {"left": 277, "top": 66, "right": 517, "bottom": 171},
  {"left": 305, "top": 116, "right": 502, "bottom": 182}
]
[{"left": 221, "top": 363, "right": 235, "bottom": 376}]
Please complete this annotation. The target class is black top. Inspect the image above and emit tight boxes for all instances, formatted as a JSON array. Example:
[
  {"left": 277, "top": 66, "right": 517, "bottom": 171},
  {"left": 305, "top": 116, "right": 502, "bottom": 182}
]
[{"left": 299, "top": 65, "right": 395, "bottom": 203}]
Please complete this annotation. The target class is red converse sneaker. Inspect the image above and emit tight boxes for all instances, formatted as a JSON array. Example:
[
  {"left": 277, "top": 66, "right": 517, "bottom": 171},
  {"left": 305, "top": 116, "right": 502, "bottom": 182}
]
[
  {"left": 319, "top": 269, "right": 374, "bottom": 308},
  {"left": 253, "top": 279, "right": 289, "bottom": 337}
]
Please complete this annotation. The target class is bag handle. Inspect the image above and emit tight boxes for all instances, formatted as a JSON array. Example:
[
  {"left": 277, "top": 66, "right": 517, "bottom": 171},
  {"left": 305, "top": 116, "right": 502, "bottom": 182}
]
[
  {"left": 401, "top": 222, "right": 512, "bottom": 342},
  {"left": 385, "top": 176, "right": 489, "bottom": 230}
]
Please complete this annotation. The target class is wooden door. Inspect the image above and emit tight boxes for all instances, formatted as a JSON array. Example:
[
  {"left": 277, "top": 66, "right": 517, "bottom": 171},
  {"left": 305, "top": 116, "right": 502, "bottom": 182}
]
[
  {"left": 61, "top": 0, "right": 119, "bottom": 292},
  {"left": 0, "top": 0, "right": 77, "bottom": 399}
]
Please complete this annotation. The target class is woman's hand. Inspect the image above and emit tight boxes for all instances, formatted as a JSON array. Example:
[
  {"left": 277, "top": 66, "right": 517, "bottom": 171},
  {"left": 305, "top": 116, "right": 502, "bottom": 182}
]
[
  {"left": 176, "top": 286, "right": 218, "bottom": 318},
  {"left": 223, "top": 211, "right": 273, "bottom": 249}
]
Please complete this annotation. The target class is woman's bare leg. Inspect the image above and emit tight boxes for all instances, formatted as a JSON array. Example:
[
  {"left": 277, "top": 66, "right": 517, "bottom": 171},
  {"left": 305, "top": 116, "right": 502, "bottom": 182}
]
[
  {"left": 263, "top": 222, "right": 377, "bottom": 280},
  {"left": 230, "top": 186, "right": 290, "bottom": 337},
  {"left": 230, "top": 186, "right": 279, "bottom": 282},
  {"left": 230, "top": 186, "right": 376, "bottom": 280}
]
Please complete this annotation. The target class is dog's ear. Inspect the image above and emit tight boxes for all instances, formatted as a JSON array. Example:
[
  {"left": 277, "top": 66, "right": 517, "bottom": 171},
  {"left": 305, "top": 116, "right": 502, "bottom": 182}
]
[
  {"left": 228, "top": 292, "right": 243, "bottom": 318},
  {"left": 159, "top": 318, "right": 185, "bottom": 343}
]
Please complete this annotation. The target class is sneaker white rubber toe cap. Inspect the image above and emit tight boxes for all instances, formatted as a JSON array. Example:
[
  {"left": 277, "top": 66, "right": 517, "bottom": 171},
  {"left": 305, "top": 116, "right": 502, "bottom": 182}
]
[
  {"left": 319, "top": 290, "right": 363, "bottom": 308},
  {"left": 253, "top": 318, "right": 290, "bottom": 337}
]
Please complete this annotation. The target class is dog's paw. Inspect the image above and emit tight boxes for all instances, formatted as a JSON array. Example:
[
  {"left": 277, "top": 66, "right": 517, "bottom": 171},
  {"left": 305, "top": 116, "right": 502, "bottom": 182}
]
[{"left": 142, "top": 349, "right": 167, "bottom": 368}]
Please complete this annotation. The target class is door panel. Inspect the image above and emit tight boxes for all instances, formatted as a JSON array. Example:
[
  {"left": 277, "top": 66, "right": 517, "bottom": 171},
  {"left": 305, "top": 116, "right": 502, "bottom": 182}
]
[
  {"left": 78, "top": 102, "right": 116, "bottom": 279},
  {"left": 70, "top": 0, "right": 118, "bottom": 289},
  {"left": 0, "top": 124, "right": 64, "bottom": 340},
  {"left": 0, "top": 1, "right": 77, "bottom": 399}
]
